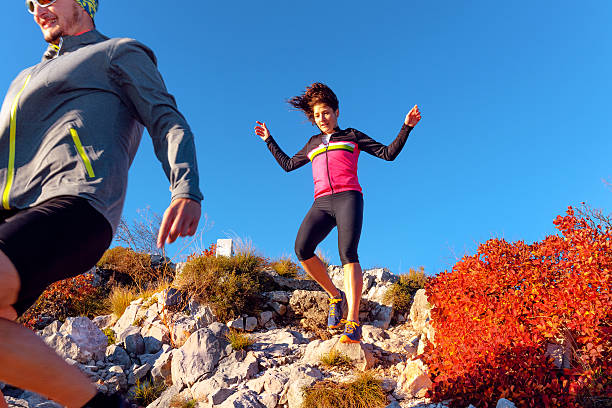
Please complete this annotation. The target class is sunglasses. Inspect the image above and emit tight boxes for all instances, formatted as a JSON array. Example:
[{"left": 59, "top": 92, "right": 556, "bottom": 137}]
[{"left": 26, "top": 0, "right": 58, "bottom": 14}]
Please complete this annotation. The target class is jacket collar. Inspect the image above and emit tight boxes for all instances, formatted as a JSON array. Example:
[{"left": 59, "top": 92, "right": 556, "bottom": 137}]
[
  {"left": 320, "top": 127, "right": 345, "bottom": 139},
  {"left": 42, "top": 29, "right": 109, "bottom": 61}
]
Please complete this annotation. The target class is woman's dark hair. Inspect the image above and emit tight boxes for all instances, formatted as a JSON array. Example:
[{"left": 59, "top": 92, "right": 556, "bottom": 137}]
[{"left": 288, "top": 82, "right": 339, "bottom": 123}]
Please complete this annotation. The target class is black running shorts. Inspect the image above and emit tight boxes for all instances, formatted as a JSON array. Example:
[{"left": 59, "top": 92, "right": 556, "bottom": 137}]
[
  {"left": 294, "top": 190, "right": 364, "bottom": 265},
  {"left": 0, "top": 196, "right": 113, "bottom": 315}
]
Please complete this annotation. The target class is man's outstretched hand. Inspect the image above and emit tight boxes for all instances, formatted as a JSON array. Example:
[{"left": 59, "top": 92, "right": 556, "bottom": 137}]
[{"left": 157, "top": 198, "right": 201, "bottom": 248}]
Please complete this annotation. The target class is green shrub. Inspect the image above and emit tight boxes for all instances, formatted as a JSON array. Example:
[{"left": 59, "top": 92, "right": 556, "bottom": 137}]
[
  {"left": 382, "top": 267, "right": 427, "bottom": 314},
  {"left": 174, "top": 251, "right": 270, "bottom": 321},
  {"left": 226, "top": 329, "right": 255, "bottom": 351},
  {"left": 302, "top": 371, "right": 386, "bottom": 408},
  {"left": 132, "top": 379, "right": 166, "bottom": 406},
  {"left": 103, "top": 328, "right": 116, "bottom": 345},
  {"left": 271, "top": 257, "right": 303, "bottom": 279},
  {"left": 319, "top": 349, "right": 353, "bottom": 369}
]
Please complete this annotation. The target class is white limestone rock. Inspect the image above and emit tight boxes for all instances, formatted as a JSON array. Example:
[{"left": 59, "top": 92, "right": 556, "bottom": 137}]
[
  {"left": 171, "top": 327, "right": 229, "bottom": 387},
  {"left": 59, "top": 317, "right": 108, "bottom": 361},
  {"left": 302, "top": 337, "right": 375, "bottom": 371},
  {"left": 217, "top": 390, "right": 265, "bottom": 408},
  {"left": 395, "top": 358, "right": 433, "bottom": 398}
]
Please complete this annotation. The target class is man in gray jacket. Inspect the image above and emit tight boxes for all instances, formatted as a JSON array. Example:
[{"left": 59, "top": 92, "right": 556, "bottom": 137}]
[{"left": 0, "top": 0, "right": 202, "bottom": 406}]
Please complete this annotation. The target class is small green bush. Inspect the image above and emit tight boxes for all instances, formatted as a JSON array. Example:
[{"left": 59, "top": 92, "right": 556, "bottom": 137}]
[
  {"left": 383, "top": 267, "right": 428, "bottom": 314},
  {"left": 132, "top": 379, "right": 166, "bottom": 406},
  {"left": 271, "top": 257, "right": 303, "bottom": 279},
  {"left": 226, "top": 329, "right": 255, "bottom": 351},
  {"left": 174, "top": 251, "right": 270, "bottom": 321},
  {"left": 103, "top": 328, "right": 116, "bottom": 345},
  {"left": 319, "top": 349, "right": 353, "bottom": 369},
  {"left": 302, "top": 371, "right": 386, "bottom": 408}
]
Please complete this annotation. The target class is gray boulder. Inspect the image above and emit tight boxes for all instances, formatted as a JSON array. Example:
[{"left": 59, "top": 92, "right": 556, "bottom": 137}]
[
  {"left": 150, "top": 348, "right": 173, "bottom": 385},
  {"left": 302, "top": 337, "right": 375, "bottom": 370},
  {"left": 105, "top": 344, "right": 131, "bottom": 369},
  {"left": 112, "top": 302, "right": 142, "bottom": 335},
  {"left": 171, "top": 327, "right": 229, "bottom": 387},
  {"left": 218, "top": 390, "right": 265, "bottom": 408},
  {"left": 59, "top": 317, "right": 108, "bottom": 361},
  {"left": 124, "top": 332, "right": 145, "bottom": 356}
]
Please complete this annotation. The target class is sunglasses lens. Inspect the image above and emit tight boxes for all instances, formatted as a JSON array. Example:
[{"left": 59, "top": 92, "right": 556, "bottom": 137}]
[{"left": 26, "top": 0, "right": 57, "bottom": 13}]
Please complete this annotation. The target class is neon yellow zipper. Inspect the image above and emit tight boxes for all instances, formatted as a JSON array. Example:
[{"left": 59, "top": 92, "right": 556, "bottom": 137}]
[
  {"left": 2, "top": 74, "right": 32, "bottom": 210},
  {"left": 70, "top": 128, "right": 95, "bottom": 178}
]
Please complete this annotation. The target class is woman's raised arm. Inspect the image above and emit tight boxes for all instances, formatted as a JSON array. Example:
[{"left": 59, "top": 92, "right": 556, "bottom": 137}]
[
  {"left": 357, "top": 105, "right": 422, "bottom": 161},
  {"left": 254, "top": 121, "right": 309, "bottom": 172}
]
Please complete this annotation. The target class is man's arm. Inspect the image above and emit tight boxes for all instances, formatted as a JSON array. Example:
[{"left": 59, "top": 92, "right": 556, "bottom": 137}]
[{"left": 108, "top": 39, "right": 203, "bottom": 246}]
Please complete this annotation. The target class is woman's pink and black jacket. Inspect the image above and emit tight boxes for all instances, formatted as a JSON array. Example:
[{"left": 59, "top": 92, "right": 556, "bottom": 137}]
[{"left": 265, "top": 124, "right": 413, "bottom": 199}]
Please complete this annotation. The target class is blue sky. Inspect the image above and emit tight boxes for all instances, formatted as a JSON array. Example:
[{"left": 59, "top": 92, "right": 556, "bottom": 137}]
[{"left": 2, "top": 1, "right": 610, "bottom": 275}]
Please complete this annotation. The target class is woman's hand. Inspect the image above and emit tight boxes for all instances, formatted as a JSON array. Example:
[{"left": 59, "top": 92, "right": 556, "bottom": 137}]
[
  {"left": 255, "top": 121, "right": 271, "bottom": 141},
  {"left": 405, "top": 105, "right": 422, "bottom": 127}
]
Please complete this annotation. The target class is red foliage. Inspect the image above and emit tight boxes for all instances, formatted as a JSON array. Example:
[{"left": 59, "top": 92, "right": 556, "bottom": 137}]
[
  {"left": 187, "top": 243, "right": 216, "bottom": 261},
  {"left": 20, "top": 273, "right": 105, "bottom": 330},
  {"left": 423, "top": 207, "right": 611, "bottom": 407}
]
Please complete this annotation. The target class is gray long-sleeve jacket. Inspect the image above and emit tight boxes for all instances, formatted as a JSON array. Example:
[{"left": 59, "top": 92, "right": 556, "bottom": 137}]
[{"left": 0, "top": 30, "right": 202, "bottom": 233}]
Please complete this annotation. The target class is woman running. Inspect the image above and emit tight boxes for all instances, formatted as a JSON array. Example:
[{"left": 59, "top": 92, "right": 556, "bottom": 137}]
[{"left": 255, "top": 83, "right": 421, "bottom": 343}]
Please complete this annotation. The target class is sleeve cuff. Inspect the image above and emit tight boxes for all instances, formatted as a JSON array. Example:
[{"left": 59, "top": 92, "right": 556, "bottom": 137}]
[{"left": 171, "top": 192, "right": 203, "bottom": 203}]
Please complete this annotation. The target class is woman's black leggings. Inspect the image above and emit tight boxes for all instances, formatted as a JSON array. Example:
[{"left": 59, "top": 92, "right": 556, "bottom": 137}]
[{"left": 294, "top": 190, "right": 364, "bottom": 265}]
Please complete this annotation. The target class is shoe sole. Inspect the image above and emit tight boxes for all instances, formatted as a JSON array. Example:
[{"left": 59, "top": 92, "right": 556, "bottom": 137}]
[{"left": 339, "top": 335, "right": 360, "bottom": 344}]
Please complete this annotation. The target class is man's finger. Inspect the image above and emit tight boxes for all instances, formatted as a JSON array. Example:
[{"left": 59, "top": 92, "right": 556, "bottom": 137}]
[
  {"left": 167, "top": 216, "right": 185, "bottom": 244},
  {"left": 157, "top": 208, "right": 175, "bottom": 247}
]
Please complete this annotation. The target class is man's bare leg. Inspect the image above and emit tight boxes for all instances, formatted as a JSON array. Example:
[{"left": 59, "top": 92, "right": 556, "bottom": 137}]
[
  {"left": 300, "top": 255, "right": 341, "bottom": 298},
  {"left": 0, "top": 251, "right": 97, "bottom": 408},
  {"left": 343, "top": 262, "right": 363, "bottom": 322}
]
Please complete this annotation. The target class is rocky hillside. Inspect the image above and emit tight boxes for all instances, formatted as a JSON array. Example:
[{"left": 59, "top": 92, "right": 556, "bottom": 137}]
[{"left": 2, "top": 262, "right": 519, "bottom": 408}]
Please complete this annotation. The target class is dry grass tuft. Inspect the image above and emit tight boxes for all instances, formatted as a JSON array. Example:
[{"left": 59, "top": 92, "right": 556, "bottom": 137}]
[
  {"left": 98, "top": 246, "right": 172, "bottom": 290},
  {"left": 107, "top": 286, "right": 138, "bottom": 318},
  {"left": 132, "top": 379, "right": 166, "bottom": 406},
  {"left": 169, "top": 395, "right": 197, "bottom": 408},
  {"left": 226, "top": 329, "right": 255, "bottom": 351},
  {"left": 270, "top": 257, "right": 303, "bottom": 279},
  {"left": 301, "top": 371, "right": 387, "bottom": 408},
  {"left": 319, "top": 349, "right": 353, "bottom": 369}
]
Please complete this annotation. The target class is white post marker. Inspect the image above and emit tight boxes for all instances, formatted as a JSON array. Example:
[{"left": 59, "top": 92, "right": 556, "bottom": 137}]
[{"left": 216, "top": 238, "right": 234, "bottom": 257}]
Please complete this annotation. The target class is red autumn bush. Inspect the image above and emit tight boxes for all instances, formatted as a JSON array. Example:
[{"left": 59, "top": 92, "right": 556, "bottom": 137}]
[
  {"left": 20, "top": 273, "right": 107, "bottom": 330},
  {"left": 186, "top": 243, "right": 217, "bottom": 261},
  {"left": 423, "top": 207, "right": 611, "bottom": 407}
]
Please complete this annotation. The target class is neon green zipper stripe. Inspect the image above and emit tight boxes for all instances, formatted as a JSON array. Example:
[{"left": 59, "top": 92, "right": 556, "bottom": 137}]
[
  {"left": 70, "top": 128, "right": 95, "bottom": 178},
  {"left": 2, "top": 74, "right": 32, "bottom": 210}
]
